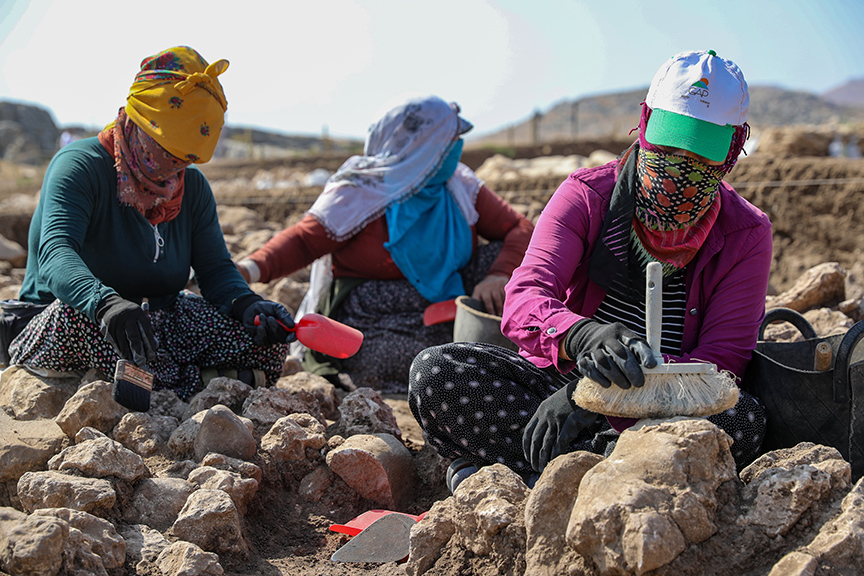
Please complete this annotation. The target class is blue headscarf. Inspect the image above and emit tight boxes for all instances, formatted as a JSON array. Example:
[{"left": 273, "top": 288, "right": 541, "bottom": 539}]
[
  {"left": 384, "top": 139, "right": 472, "bottom": 302},
  {"left": 308, "top": 95, "right": 482, "bottom": 303}
]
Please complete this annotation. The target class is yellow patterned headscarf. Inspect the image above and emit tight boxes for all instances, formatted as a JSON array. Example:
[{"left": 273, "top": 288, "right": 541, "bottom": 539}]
[{"left": 124, "top": 46, "right": 228, "bottom": 163}]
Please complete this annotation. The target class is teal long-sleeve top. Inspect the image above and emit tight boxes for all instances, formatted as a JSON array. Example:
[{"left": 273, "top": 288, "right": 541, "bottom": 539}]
[{"left": 20, "top": 137, "right": 254, "bottom": 322}]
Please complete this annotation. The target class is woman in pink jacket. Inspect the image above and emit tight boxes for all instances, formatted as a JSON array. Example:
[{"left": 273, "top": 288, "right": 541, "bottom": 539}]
[{"left": 409, "top": 50, "right": 773, "bottom": 492}]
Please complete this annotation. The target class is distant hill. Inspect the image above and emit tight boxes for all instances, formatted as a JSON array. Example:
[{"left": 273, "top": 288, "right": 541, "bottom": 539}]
[
  {"left": 474, "top": 85, "right": 864, "bottom": 146},
  {"left": 822, "top": 78, "right": 864, "bottom": 108}
]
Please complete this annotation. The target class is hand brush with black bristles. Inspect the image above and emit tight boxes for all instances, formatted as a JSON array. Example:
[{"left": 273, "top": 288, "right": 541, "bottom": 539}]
[{"left": 572, "top": 261, "right": 739, "bottom": 419}]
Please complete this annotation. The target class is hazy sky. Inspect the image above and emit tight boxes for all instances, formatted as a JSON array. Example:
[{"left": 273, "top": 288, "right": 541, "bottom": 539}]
[{"left": 2, "top": 0, "right": 863, "bottom": 139}]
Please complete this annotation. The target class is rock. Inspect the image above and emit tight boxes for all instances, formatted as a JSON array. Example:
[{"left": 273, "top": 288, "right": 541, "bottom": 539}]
[
  {"left": 567, "top": 418, "right": 737, "bottom": 575},
  {"left": 275, "top": 371, "right": 340, "bottom": 421},
  {"left": 0, "top": 234, "right": 26, "bottom": 268},
  {"left": 199, "top": 453, "right": 263, "bottom": 484},
  {"left": 123, "top": 477, "right": 195, "bottom": 530},
  {"left": 767, "top": 262, "right": 846, "bottom": 312},
  {"left": 17, "top": 471, "right": 116, "bottom": 516},
  {"left": 406, "top": 464, "right": 529, "bottom": 576},
  {"left": 524, "top": 451, "right": 604, "bottom": 576},
  {"left": 260, "top": 412, "right": 327, "bottom": 463},
  {"left": 112, "top": 411, "right": 174, "bottom": 456},
  {"left": 183, "top": 377, "right": 253, "bottom": 421},
  {"left": 188, "top": 466, "right": 258, "bottom": 515},
  {"left": 169, "top": 410, "right": 207, "bottom": 457},
  {"left": 241, "top": 386, "right": 326, "bottom": 431},
  {"left": 157, "top": 540, "right": 224, "bottom": 576},
  {"left": 216, "top": 205, "right": 266, "bottom": 236},
  {"left": 48, "top": 435, "right": 150, "bottom": 483},
  {"left": 298, "top": 466, "right": 334, "bottom": 502},
  {"left": 796, "top": 477, "right": 864, "bottom": 572},
  {"left": 0, "top": 505, "right": 67, "bottom": 576},
  {"left": 330, "top": 387, "right": 401, "bottom": 439},
  {"left": 325, "top": 433, "right": 417, "bottom": 509},
  {"left": 193, "top": 404, "right": 256, "bottom": 461},
  {"left": 118, "top": 523, "right": 170, "bottom": 573},
  {"left": 149, "top": 388, "right": 190, "bottom": 421},
  {"left": 171, "top": 489, "right": 248, "bottom": 558},
  {"left": 0, "top": 365, "right": 78, "bottom": 419},
  {"left": 32, "top": 507, "right": 126, "bottom": 573},
  {"left": 0, "top": 410, "right": 66, "bottom": 494},
  {"left": 741, "top": 442, "right": 852, "bottom": 492},
  {"left": 405, "top": 499, "right": 457, "bottom": 576},
  {"left": 803, "top": 307, "right": 854, "bottom": 337},
  {"left": 269, "top": 276, "right": 307, "bottom": 314},
  {"left": 54, "top": 380, "right": 127, "bottom": 437}
]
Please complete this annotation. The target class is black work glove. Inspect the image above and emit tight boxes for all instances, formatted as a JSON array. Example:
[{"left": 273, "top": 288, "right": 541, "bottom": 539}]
[
  {"left": 95, "top": 294, "right": 157, "bottom": 365},
  {"left": 233, "top": 294, "right": 297, "bottom": 347},
  {"left": 564, "top": 319, "right": 656, "bottom": 390},
  {"left": 523, "top": 379, "right": 598, "bottom": 472}
]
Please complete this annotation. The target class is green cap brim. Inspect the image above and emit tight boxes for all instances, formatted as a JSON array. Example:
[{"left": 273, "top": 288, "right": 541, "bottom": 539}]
[{"left": 644, "top": 109, "right": 734, "bottom": 163}]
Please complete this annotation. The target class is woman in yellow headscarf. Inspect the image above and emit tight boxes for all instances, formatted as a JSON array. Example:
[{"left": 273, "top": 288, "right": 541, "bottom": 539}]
[{"left": 4, "top": 46, "right": 296, "bottom": 407}]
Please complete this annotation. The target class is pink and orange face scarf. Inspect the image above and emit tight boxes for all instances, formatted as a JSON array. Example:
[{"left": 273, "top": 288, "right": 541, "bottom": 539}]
[{"left": 631, "top": 148, "right": 725, "bottom": 269}]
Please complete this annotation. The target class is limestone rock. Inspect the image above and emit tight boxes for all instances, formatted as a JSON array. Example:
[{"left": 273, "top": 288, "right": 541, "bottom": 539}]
[
  {"left": 275, "top": 371, "right": 340, "bottom": 421},
  {"left": 330, "top": 387, "right": 401, "bottom": 440},
  {"left": 157, "top": 540, "right": 224, "bottom": 576},
  {"left": 326, "top": 433, "right": 417, "bottom": 509},
  {"left": 767, "top": 262, "right": 846, "bottom": 313},
  {"left": 32, "top": 507, "right": 126, "bottom": 573},
  {"left": 241, "top": 386, "right": 325, "bottom": 431},
  {"left": 0, "top": 365, "right": 78, "bottom": 420},
  {"left": 112, "top": 411, "right": 177, "bottom": 456},
  {"left": 199, "top": 452, "right": 263, "bottom": 484},
  {"left": 48, "top": 435, "right": 150, "bottom": 483},
  {"left": 188, "top": 466, "right": 258, "bottom": 515},
  {"left": 567, "top": 418, "right": 737, "bottom": 575},
  {"left": 0, "top": 410, "right": 66, "bottom": 487},
  {"left": 17, "top": 471, "right": 116, "bottom": 516},
  {"left": 183, "top": 376, "right": 252, "bottom": 421},
  {"left": 0, "top": 505, "right": 67, "bottom": 576},
  {"left": 118, "top": 523, "right": 171, "bottom": 573},
  {"left": 260, "top": 412, "right": 327, "bottom": 462},
  {"left": 54, "top": 380, "right": 126, "bottom": 437},
  {"left": 0, "top": 233, "right": 26, "bottom": 267},
  {"left": 168, "top": 410, "right": 206, "bottom": 457},
  {"left": 524, "top": 451, "right": 604, "bottom": 576},
  {"left": 171, "top": 489, "right": 248, "bottom": 558},
  {"left": 193, "top": 404, "right": 256, "bottom": 461},
  {"left": 122, "top": 477, "right": 194, "bottom": 530},
  {"left": 406, "top": 464, "right": 529, "bottom": 576}
]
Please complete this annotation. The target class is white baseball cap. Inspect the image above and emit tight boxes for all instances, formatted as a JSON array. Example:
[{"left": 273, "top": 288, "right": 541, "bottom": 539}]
[{"left": 644, "top": 50, "right": 749, "bottom": 162}]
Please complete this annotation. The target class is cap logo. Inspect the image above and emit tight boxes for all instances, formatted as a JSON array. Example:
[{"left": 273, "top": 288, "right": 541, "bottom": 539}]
[{"left": 688, "top": 78, "right": 709, "bottom": 97}]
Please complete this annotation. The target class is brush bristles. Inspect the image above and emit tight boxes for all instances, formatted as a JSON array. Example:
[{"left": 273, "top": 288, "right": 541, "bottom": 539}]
[{"left": 571, "top": 369, "right": 739, "bottom": 419}]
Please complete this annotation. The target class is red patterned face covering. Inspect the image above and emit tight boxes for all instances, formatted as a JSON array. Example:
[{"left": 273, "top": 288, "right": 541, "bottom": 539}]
[
  {"left": 632, "top": 149, "right": 724, "bottom": 269},
  {"left": 98, "top": 108, "right": 191, "bottom": 225}
]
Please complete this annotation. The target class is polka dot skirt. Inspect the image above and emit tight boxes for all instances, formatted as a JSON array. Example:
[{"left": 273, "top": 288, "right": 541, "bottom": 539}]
[
  {"left": 9, "top": 293, "right": 287, "bottom": 401},
  {"left": 409, "top": 342, "right": 768, "bottom": 473}
]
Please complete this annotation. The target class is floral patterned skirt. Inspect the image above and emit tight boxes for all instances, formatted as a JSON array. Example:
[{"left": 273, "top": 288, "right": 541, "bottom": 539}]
[{"left": 9, "top": 292, "right": 287, "bottom": 401}]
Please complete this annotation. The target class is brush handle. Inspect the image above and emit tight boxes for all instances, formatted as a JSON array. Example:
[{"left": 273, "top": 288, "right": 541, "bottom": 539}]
[{"left": 645, "top": 262, "right": 665, "bottom": 364}]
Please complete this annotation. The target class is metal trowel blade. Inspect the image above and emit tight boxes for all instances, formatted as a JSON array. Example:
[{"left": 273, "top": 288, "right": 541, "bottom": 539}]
[{"left": 331, "top": 512, "right": 417, "bottom": 563}]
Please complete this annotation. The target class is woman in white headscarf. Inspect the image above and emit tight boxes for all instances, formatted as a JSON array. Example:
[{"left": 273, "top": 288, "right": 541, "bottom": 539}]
[{"left": 236, "top": 95, "right": 534, "bottom": 392}]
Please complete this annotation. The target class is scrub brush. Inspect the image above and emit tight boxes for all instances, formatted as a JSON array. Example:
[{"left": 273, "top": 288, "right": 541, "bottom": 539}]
[{"left": 572, "top": 261, "right": 739, "bottom": 418}]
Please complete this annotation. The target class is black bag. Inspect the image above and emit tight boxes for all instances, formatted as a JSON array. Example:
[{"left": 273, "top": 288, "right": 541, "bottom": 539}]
[
  {"left": 741, "top": 308, "right": 864, "bottom": 479},
  {"left": 0, "top": 299, "right": 50, "bottom": 367}
]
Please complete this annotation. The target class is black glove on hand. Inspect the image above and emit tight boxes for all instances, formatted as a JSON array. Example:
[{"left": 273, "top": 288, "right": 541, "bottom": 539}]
[
  {"left": 523, "top": 379, "right": 598, "bottom": 472},
  {"left": 564, "top": 319, "right": 656, "bottom": 389},
  {"left": 95, "top": 294, "right": 157, "bottom": 365},
  {"left": 233, "top": 294, "right": 297, "bottom": 347}
]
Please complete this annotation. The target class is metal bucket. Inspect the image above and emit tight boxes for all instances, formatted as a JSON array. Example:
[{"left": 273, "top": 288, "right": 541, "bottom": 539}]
[
  {"left": 741, "top": 308, "right": 864, "bottom": 479},
  {"left": 453, "top": 296, "right": 518, "bottom": 351}
]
